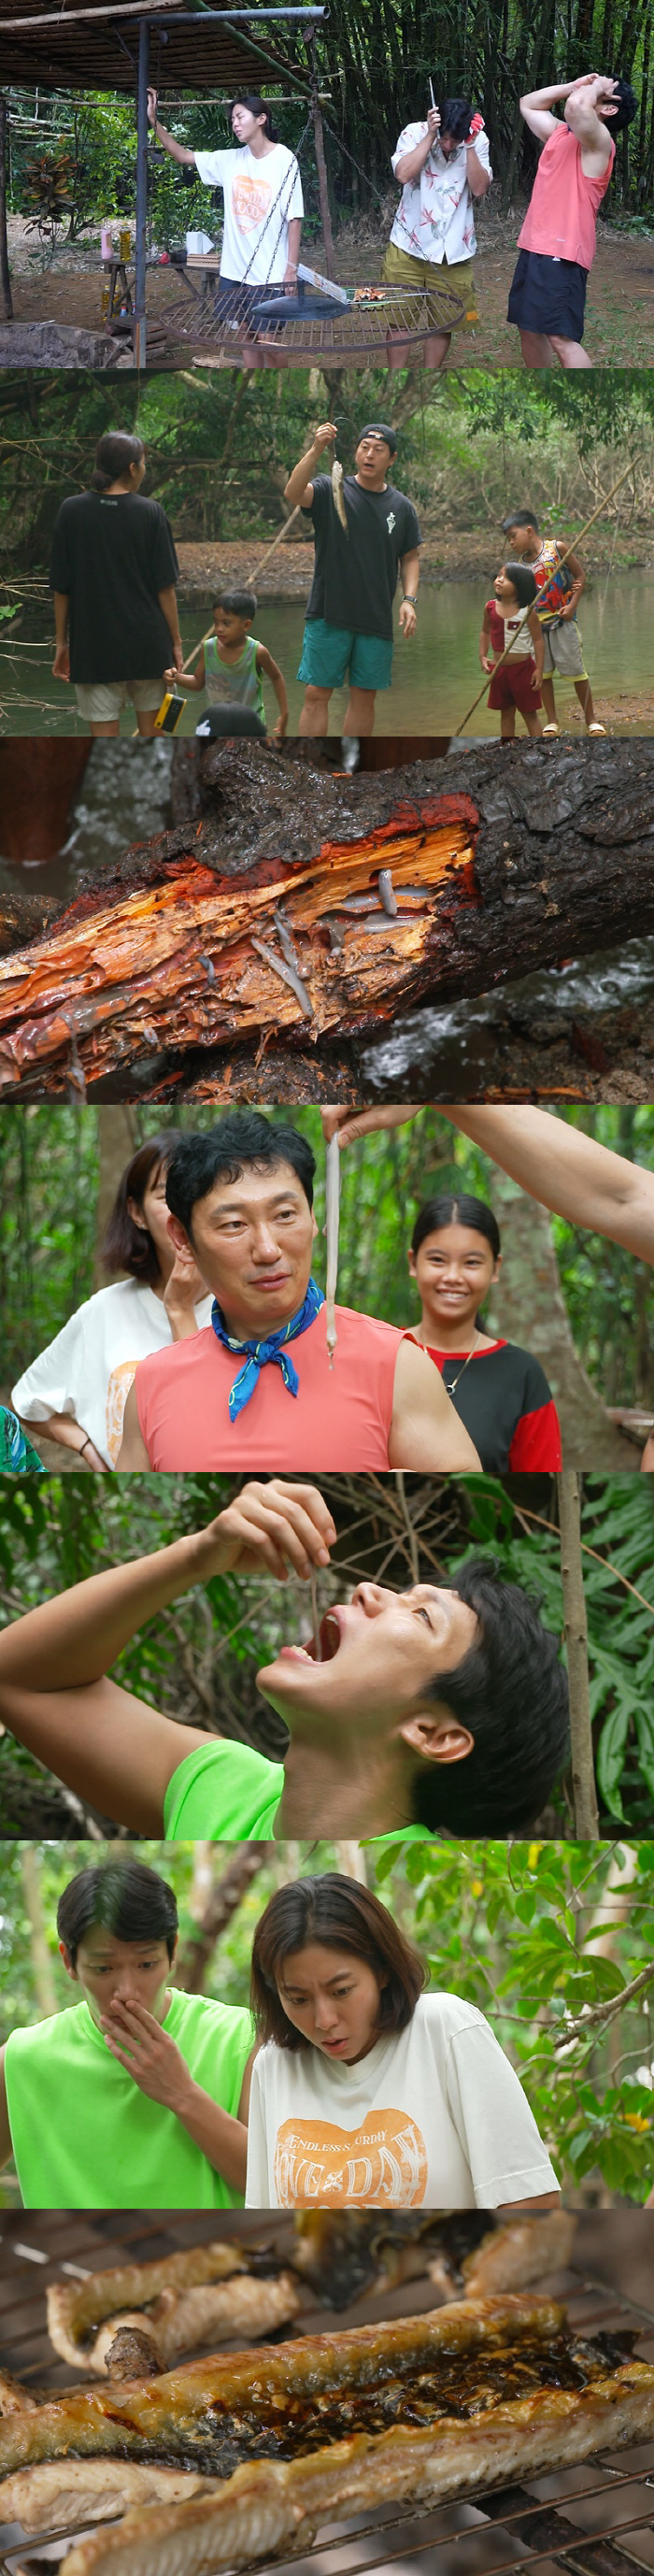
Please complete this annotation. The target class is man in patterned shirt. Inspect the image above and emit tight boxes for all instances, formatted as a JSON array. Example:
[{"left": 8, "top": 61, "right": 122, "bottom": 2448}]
[{"left": 384, "top": 95, "right": 491, "bottom": 369}]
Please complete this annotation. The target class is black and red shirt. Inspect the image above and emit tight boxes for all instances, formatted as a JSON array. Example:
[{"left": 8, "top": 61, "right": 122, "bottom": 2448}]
[{"left": 405, "top": 1335, "right": 562, "bottom": 1471}]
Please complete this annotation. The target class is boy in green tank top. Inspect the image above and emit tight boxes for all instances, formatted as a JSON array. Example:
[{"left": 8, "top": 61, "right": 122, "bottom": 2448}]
[
  {"left": 164, "top": 588, "right": 289, "bottom": 737},
  {"left": 0, "top": 1859, "right": 256, "bottom": 2208}
]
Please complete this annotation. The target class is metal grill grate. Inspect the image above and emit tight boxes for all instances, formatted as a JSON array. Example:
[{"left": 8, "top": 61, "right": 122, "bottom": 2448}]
[
  {"left": 1, "top": 2216, "right": 654, "bottom": 2576},
  {"left": 155, "top": 282, "right": 468, "bottom": 365}
]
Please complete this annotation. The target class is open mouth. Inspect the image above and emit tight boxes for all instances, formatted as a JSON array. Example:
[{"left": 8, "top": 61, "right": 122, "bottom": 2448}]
[{"left": 277, "top": 1610, "right": 342, "bottom": 1669}]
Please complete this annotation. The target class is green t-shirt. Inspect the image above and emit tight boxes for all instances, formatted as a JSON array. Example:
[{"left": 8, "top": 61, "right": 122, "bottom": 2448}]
[
  {"left": 164, "top": 1739, "right": 434, "bottom": 1846},
  {"left": 4, "top": 1989, "right": 254, "bottom": 2211}
]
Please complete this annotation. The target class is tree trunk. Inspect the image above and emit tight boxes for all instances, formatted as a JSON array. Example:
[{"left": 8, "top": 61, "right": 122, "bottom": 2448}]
[
  {"left": 2, "top": 741, "right": 654, "bottom": 1098},
  {"left": 558, "top": 1469, "right": 599, "bottom": 1839},
  {"left": 0, "top": 97, "right": 13, "bottom": 324},
  {"left": 486, "top": 1174, "right": 637, "bottom": 1467},
  {"left": 175, "top": 1843, "right": 268, "bottom": 1993},
  {"left": 20, "top": 1845, "right": 58, "bottom": 2018},
  {"left": 92, "top": 1108, "right": 137, "bottom": 1289}
]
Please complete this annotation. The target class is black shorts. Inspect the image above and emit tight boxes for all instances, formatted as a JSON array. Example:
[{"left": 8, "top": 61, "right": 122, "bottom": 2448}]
[
  {"left": 214, "top": 277, "right": 262, "bottom": 323},
  {"left": 507, "top": 249, "right": 588, "bottom": 340}
]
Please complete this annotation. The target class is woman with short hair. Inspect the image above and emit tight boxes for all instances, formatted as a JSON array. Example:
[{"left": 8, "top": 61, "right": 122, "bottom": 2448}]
[
  {"left": 11, "top": 1130, "right": 211, "bottom": 1470},
  {"left": 246, "top": 1873, "right": 561, "bottom": 2208}
]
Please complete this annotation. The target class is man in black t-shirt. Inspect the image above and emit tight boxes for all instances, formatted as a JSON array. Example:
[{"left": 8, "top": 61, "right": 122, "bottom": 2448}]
[{"left": 283, "top": 422, "right": 421, "bottom": 736}]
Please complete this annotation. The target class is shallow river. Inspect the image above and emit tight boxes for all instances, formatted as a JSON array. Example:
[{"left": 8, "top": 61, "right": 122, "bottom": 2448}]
[{"left": 1, "top": 570, "right": 652, "bottom": 737}]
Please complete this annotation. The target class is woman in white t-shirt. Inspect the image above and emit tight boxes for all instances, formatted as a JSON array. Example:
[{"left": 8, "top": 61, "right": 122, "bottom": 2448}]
[
  {"left": 246, "top": 1874, "right": 561, "bottom": 2211},
  {"left": 147, "top": 90, "right": 304, "bottom": 325},
  {"left": 11, "top": 1131, "right": 212, "bottom": 1471}
]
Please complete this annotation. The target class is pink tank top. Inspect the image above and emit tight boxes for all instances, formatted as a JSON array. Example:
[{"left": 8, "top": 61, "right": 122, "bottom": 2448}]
[
  {"left": 518, "top": 123, "right": 614, "bottom": 269},
  {"left": 135, "top": 1307, "right": 402, "bottom": 1468}
]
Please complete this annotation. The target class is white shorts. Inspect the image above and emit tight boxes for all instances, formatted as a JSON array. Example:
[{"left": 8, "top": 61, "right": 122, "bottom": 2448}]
[
  {"left": 74, "top": 678, "right": 164, "bottom": 721},
  {"left": 541, "top": 621, "right": 587, "bottom": 680}
]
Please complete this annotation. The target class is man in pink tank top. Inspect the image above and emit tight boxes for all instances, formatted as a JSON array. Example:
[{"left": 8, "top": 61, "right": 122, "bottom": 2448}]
[
  {"left": 507, "top": 71, "right": 637, "bottom": 368},
  {"left": 116, "top": 1113, "right": 480, "bottom": 1472}
]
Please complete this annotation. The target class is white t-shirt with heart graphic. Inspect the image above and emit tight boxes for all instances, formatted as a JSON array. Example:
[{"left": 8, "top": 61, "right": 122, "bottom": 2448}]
[
  {"left": 193, "top": 143, "right": 304, "bottom": 283},
  {"left": 245, "top": 1992, "right": 560, "bottom": 2209}
]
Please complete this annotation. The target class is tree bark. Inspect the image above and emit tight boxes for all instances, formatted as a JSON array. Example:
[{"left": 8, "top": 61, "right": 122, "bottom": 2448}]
[
  {"left": 175, "top": 1843, "right": 268, "bottom": 1993},
  {"left": 20, "top": 1845, "right": 58, "bottom": 2017},
  {"left": 2, "top": 741, "right": 653, "bottom": 1097},
  {"left": 558, "top": 1469, "right": 599, "bottom": 1839},
  {"left": 486, "top": 1175, "right": 637, "bottom": 1467}
]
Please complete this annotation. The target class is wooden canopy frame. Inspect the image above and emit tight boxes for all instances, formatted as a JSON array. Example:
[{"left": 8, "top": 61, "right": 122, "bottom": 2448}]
[{"left": 0, "top": 1, "right": 329, "bottom": 356}]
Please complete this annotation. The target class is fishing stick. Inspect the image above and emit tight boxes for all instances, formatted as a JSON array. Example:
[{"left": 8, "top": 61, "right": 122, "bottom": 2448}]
[{"left": 454, "top": 455, "right": 638, "bottom": 736}]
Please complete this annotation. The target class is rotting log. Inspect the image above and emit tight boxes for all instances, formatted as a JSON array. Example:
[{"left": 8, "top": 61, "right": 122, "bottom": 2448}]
[{"left": 1, "top": 738, "right": 654, "bottom": 1100}]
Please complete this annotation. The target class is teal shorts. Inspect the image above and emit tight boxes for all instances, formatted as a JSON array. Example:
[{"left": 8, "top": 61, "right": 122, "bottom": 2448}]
[{"left": 298, "top": 617, "right": 393, "bottom": 694}]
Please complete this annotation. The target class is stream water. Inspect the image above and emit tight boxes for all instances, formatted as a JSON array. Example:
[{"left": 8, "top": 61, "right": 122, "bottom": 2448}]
[{"left": 2, "top": 572, "right": 653, "bottom": 737}]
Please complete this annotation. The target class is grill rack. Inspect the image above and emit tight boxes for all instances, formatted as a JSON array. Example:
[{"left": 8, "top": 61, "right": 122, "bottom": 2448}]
[
  {"left": 1, "top": 2215, "right": 654, "bottom": 2576},
  {"left": 154, "top": 280, "right": 468, "bottom": 365}
]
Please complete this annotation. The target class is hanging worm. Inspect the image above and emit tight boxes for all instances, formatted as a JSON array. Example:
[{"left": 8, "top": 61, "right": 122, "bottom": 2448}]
[
  {"left": 199, "top": 953, "right": 216, "bottom": 985},
  {"left": 378, "top": 868, "right": 398, "bottom": 917},
  {"left": 64, "top": 1021, "right": 87, "bottom": 1105},
  {"left": 324, "top": 1131, "right": 341, "bottom": 1367},
  {"left": 273, "top": 908, "right": 306, "bottom": 978},
  {"left": 250, "top": 937, "right": 314, "bottom": 1020},
  {"left": 331, "top": 456, "right": 348, "bottom": 532}
]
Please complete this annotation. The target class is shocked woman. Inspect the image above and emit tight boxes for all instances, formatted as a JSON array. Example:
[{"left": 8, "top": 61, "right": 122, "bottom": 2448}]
[
  {"left": 11, "top": 1131, "right": 212, "bottom": 1470},
  {"left": 246, "top": 1873, "right": 561, "bottom": 2209},
  {"left": 404, "top": 1193, "right": 562, "bottom": 1471}
]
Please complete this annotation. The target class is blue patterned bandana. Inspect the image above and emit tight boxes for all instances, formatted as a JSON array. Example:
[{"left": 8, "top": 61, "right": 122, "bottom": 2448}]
[{"left": 211, "top": 1275, "right": 325, "bottom": 1422}]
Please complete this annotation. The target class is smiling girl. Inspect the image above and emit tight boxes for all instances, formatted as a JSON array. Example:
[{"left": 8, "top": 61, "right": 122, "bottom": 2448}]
[
  {"left": 246, "top": 1875, "right": 561, "bottom": 2210},
  {"left": 405, "top": 1193, "right": 562, "bottom": 1470}
]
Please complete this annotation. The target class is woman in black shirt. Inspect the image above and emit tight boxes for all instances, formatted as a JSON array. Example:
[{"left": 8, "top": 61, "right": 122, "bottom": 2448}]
[{"left": 50, "top": 432, "right": 182, "bottom": 737}]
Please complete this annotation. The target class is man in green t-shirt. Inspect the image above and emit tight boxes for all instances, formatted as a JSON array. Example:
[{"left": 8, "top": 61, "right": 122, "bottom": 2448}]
[
  {"left": 0, "top": 1479, "right": 569, "bottom": 1842},
  {"left": 0, "top": 1859, "right": 255, "bottom": 2208}
]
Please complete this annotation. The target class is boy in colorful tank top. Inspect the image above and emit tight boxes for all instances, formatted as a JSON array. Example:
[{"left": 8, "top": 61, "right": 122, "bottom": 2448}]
[
  {"left": 507, "top": 71, "right": 637, "bottom": 369},
  {"left": 479, "top": 562, "right": 544, "bottom": 739},
  {"left": 164, "top": 588, "right": 289, "bottom": 737},
  {"left": 501, "top": 508, "right": 605, "bottom": 735}
]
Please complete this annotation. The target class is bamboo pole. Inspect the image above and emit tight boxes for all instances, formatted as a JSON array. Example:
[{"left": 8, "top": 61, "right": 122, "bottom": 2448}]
[
  {"left": 558, "top": 1468, "right": 599, "bottom": 1839},
  {"left": 454, "top": 456, "right": 638, "bottom": 736}
]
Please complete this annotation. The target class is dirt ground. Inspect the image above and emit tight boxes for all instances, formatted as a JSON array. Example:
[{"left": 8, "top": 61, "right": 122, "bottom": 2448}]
[{"left": 4, "top": 201, "right": 654, "bottom": 368}]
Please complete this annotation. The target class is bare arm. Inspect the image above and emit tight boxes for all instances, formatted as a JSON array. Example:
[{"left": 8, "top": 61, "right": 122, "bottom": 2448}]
[
  {"left": 394, "top": 111, "right": 440, "bottom": 185},
  {"left": 52, "top": 591, "right": 70, "bottom": 680},
  {"left": 498, "top": 2193, "right": 561, "bottom": 2211},
  {"left": 147, "top": 90, "right": 195, "bottom": 166},
  {"left": 99, "top": 2000, "right": 251, "bottom": 2191},
  {"left": 0, "top": 1482, "right": 335, "bottom": 1831},
  {"left": 564, "top": 76, "right": 617, "bottom": 168},
  {"left": 164, "top": 650, "right": 205, "bottom": 694},
  {"left": 16, "top": 1411, "right": 107, "bottom": 1471},
  {"left": 465, "top": 142, "right": 490, "bottom": 197},
  {"left": 257, "top": 644, "right": 289, "bottom": 739},
  {"left": 519, "top": 82, "right": 570, "bottom": 140},
  {"left": 284, "top": 215, "right": 302, "bottom": 281},
  {"left": 320, "top": 1104, "right": 654, "bottom": 1267},
  {"left": 284, "top": 419, "right": 336, "bottom": 508},
  {"left": 479, "top": 605, "right": 493, "bottom": 672},
  {"left": 527, "top": 606, "right": 545, "bottom": 679},
  {"left": 389, "top": 1338, "right": 481, "bottom": 1470},
  {"left": 116, "top": 1379, "right": 150, "bottom": 1468},
  {"left": 158, "top": 584, "right": 182, "bottom": 676}
]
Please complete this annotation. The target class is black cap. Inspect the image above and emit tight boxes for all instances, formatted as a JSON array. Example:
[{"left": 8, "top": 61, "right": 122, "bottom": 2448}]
[{"left": 357, "top": 422, "right": 397, "bottom": 455}]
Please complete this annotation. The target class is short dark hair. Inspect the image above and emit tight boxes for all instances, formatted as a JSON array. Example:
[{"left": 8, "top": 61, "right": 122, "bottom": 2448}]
[
  {"left": 357, "top": 422, "right": 397, "bottom": 456},
  {"left": 502, "top": 560, "right": 538, "bottom": 609},
  {"left": 102, "top": 1130, "right": 187, "bottom": 1286},
  {"left": 165, "top": 1112, "right": 316, "bottom": 1237},
  {"left": 438, "top": 96, "right": 474, "bottom": 141},
  {"left": 411, "top": 1193, "right": 501, "bottom": 1264},
  {"left": 57, "top": 1861, "right": 178, "bottom": 1969},
  {"left": 502, "top": 508, "right": 538, "bottom": 533},
  {"left": 604, "top": 75, "right": 638, "bottom": 134},
  {"left": 214, "top": 590, "right": 257, "bottom": 620},
  {"left": 90, "top": 432, "right": 144, "bottom": 493},
  {"left": 250, "top": 1873, "right": 426, "bottom": 2050},
  {"left": 230, "top": 93, "right": 278, "bottom": 142},
  {"left": 412, "top": 1557, "right": 570, "bottom": 1833}
]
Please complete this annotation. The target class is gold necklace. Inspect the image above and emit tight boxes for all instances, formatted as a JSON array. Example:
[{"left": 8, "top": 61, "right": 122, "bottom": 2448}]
[{"left": 432, "top": 1326, "right": 486, "bottom": 1392}]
